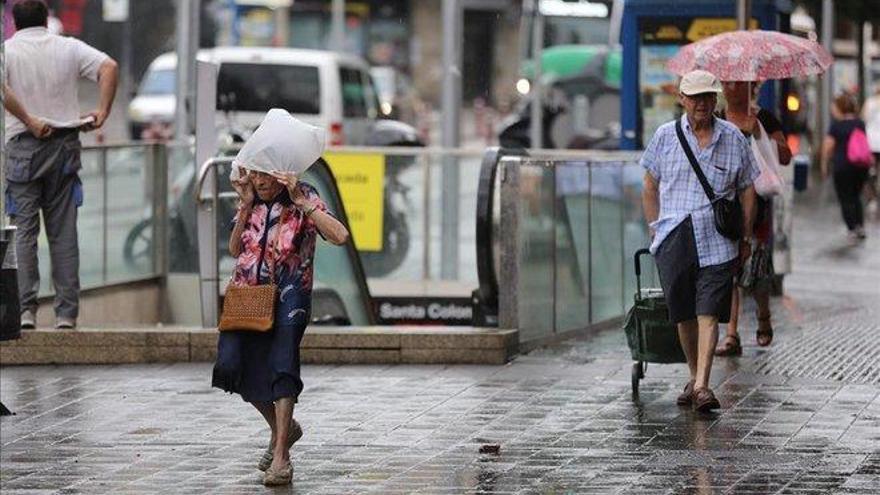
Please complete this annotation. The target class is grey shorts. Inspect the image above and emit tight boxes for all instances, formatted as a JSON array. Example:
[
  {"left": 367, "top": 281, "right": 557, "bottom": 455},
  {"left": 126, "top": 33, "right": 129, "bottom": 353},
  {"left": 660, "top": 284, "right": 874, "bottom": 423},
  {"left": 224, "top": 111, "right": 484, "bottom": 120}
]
[{"left": 654, "top": 217, "right": 736, "bottom": 324}]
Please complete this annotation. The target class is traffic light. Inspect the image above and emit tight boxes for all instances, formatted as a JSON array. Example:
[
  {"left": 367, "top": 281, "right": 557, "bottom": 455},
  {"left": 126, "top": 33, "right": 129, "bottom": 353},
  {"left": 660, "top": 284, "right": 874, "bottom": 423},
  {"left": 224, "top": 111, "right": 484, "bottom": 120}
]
[{"left": 781, "top": 89, "right": 807, "bottom": 136}]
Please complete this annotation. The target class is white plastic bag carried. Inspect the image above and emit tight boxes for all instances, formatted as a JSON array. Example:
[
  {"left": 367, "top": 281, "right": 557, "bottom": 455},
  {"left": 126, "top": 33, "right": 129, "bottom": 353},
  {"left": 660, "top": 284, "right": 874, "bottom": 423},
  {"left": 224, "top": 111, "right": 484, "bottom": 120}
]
[
  {"left": 751, "top": 119, "right": 785, "bottom": 198},
  {"left": 229, "top": 108, "right": 326, "bottom": 181}
]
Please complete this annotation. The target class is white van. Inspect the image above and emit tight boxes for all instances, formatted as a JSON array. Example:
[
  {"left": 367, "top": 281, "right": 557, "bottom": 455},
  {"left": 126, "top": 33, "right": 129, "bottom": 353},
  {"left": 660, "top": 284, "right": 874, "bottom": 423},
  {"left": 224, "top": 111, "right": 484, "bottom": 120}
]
[{"left": 128, "top": 47, "right": 388, "bottom": 145}]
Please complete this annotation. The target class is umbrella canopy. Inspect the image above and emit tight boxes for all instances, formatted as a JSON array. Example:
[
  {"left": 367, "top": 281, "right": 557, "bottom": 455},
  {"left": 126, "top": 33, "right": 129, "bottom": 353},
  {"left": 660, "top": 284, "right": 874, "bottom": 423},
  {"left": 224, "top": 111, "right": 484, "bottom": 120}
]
[{"left": 666, "top": 30, "right": 833, "bottom": 81}]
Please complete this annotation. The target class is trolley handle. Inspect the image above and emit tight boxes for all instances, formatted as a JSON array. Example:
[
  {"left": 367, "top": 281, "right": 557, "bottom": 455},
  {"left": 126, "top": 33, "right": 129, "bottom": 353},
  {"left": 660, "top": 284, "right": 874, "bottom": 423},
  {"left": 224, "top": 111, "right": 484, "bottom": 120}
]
[{"left": 634, "top": 248, "right": 651, "bottom": 297}]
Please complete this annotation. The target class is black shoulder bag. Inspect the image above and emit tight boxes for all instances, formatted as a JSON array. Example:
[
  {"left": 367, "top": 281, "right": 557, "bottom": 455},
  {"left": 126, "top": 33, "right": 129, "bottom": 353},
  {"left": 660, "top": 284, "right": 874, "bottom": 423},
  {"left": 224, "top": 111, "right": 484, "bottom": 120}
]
[{"left": 674, "top": 120, "right": 742, "bottom": 241}]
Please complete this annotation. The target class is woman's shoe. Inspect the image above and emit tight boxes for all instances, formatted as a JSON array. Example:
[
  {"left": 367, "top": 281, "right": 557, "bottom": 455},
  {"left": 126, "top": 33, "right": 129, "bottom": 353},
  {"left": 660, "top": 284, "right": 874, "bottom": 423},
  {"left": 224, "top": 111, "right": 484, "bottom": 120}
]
[
  {"left": 714, "top": 334, "right": 742, "bottom": 356},
  {"left": 257, "top": 419, "right": 303, "bottom": 471},
  {"left": 262, "top": 462, "right": 292, "bottom": 486},
  {"left": 257, "top": 447, "right": 274, "bottom": 472},
  {"left": 756, "top": 316, "right": 773, "bottom": 347},
  {"left": 847, "top": 230, "right": 860, "bottom": 245}
]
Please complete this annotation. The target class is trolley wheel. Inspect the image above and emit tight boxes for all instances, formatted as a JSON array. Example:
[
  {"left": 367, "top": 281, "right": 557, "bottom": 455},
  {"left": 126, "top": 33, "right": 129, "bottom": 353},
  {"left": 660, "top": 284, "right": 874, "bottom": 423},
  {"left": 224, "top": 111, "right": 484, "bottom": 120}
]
[{"left": 631, "top": 361, "right": 643, "bottom": 395}]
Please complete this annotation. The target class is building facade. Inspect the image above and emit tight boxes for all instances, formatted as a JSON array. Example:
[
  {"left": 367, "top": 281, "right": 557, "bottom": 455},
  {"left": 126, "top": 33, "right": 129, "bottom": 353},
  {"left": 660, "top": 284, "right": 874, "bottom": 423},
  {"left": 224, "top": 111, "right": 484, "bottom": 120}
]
[{"left": 216, "top": 0, "right": 522, "bottom": 108}]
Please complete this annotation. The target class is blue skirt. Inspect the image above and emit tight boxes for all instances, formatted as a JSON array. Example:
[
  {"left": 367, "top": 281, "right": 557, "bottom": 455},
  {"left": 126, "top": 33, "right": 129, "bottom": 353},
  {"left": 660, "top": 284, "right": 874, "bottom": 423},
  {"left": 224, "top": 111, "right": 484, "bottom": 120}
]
[{"left": 212, "top": 297, "right": 310, "bottom": 403}]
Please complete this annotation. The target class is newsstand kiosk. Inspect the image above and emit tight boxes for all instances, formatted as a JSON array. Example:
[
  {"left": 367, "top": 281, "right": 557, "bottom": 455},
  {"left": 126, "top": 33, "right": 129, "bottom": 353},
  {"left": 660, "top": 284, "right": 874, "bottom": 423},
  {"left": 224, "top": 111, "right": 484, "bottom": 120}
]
[
  {"left": 619, "top": 0, "right": 796, "bottom": 286},
  {"left": 620, "top": 0, "right": 794, "bottom": 150}
]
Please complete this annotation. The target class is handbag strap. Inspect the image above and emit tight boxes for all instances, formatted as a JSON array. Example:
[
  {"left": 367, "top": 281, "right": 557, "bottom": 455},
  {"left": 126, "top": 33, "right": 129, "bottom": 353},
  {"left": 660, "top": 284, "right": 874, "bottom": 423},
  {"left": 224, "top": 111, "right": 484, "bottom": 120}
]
[
  {"left": 675, "top": 119, "right": 716, "bottom": 202},
  {"left": 255, "top": 207, "right": 290, "bottom": 285}
]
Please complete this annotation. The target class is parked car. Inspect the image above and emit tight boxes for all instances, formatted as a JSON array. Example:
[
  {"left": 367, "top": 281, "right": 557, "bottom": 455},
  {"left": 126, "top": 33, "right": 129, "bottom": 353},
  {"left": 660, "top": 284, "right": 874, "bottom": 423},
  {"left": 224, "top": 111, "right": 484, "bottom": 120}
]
[
  {"left": 127, "top": 53, "right": 178, "bottom": 140},
  {"left": 128, "top": 47, "right": 421, "bottom": 146}
]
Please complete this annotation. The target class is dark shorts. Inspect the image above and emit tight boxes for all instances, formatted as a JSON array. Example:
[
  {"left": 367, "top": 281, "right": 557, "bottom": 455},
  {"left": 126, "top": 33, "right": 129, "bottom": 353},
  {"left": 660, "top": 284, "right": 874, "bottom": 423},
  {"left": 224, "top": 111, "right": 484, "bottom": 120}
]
[{"left": 654, "top": 217, "right": 736, "bottom": 324}]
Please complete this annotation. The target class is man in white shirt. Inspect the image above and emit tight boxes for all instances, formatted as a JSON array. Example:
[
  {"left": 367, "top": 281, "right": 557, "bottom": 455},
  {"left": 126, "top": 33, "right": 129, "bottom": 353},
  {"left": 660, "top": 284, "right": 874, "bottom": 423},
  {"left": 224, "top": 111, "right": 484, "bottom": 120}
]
[{"left": 3, "top": 0, "right": 118, "bottom": 329}]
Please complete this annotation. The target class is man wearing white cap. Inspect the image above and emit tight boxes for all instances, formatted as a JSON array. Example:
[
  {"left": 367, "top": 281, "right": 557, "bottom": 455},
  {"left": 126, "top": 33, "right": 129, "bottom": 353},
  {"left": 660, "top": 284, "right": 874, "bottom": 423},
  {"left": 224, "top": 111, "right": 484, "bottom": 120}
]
[{"left": 641, "top": 70, "right": 759, "bottom": 412}]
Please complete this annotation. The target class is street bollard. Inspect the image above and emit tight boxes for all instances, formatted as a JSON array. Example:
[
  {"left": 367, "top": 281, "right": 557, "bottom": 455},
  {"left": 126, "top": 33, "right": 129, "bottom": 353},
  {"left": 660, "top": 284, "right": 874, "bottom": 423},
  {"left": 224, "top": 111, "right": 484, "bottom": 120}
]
[
  {"left": 1, "top": 226, "right": 21, "bottom": 342},
  {"left": 793, "top": 154, "right": 809, "bottom": 192}
]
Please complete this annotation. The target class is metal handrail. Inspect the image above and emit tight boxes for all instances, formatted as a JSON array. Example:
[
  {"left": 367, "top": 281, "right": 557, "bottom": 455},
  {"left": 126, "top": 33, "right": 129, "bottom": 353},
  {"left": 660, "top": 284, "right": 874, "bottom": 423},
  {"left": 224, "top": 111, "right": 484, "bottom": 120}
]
[
  {"left": 81, "top": 138, "right": 192, "bottom": 151},
  {"left": 195, "top": 156, "right": 234, "bottom": 202},
  {"left": 217, "top": 143, "right": 641, "bottom": 161},
  {"left": 524, "top": 149, "right": 643, "bottom": 161}
]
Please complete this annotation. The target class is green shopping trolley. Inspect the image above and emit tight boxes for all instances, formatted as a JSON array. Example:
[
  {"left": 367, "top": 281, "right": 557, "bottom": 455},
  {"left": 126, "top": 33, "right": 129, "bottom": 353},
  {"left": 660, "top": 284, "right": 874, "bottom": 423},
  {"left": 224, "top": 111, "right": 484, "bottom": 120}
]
[{"left": 623, "top": 248, "right": 687, "bottom": 396}]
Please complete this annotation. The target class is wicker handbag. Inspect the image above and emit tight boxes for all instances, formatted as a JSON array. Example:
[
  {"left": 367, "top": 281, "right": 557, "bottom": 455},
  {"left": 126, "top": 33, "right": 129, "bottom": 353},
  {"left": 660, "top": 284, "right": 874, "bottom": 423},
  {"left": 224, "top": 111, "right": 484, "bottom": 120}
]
[
  {"left": 218, "top": 282, "right": 277, "bottom": 332},
  {"left": 218, "top": 211, "right": 286, "bottom": 332}
]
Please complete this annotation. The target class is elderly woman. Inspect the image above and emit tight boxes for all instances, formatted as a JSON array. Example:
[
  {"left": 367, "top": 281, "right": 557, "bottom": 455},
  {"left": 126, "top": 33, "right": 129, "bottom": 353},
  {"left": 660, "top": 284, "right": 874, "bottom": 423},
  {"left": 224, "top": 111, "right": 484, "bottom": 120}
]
[
  {"left": 714, "top": 80, "right": 792, "bottom": 357},
  {"left": 212, "top": 167, "right": 349, "bottom": 486}
]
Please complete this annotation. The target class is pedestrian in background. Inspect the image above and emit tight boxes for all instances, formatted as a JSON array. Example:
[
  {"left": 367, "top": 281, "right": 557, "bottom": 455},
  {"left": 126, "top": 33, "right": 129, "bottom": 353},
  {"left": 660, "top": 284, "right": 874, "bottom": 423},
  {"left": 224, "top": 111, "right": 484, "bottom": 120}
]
[
  {"left": 714, "top": 81, "right": 792, "bottom": 357},
  {"left": 2, "top": 0, "right": 118, "bottom": 329},
  {"left": 214, "top": 167, "right": 349, "bottom": 486},
  {"left": 822, "top": 94, "right": 873, "bottom": 243},
  {"left": 860, "top": 87, "right": 880, "bottom": 216},
  {"left": 641, "top": 70, "right": 758, "bottom": 413}
]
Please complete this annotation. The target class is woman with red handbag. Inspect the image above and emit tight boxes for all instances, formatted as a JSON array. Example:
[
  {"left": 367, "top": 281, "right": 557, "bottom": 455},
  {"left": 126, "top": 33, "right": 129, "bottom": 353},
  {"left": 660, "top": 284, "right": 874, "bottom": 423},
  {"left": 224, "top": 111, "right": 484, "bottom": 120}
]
[{"left": 213, "top": 166, "right": 348, "bottom": 486}]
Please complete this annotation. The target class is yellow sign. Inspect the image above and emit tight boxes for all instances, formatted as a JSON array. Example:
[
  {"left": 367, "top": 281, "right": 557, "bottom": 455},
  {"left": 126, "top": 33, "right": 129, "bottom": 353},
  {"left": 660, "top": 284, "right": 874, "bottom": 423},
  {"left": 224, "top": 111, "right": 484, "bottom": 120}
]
[
  {"left": 323, "top": 152, "right": 385, "bottom": 252},
  {"left": 655, "top": 25, "right": 684, "bottom": 41},
  {"left": 686, "top": 18, "right": 759, "bottom": 42}
]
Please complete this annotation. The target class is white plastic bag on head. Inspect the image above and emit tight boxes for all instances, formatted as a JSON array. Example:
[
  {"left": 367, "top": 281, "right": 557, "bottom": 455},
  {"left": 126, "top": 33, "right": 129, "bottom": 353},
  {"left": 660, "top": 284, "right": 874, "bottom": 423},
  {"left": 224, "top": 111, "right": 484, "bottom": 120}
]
[{"left": 229, "top": 108, "right": 325, "bottom": 181}]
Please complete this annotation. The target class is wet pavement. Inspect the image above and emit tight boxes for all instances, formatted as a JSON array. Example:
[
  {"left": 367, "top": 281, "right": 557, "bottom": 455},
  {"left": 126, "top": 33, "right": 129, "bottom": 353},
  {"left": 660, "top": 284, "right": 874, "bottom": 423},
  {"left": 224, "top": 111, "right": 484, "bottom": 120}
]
[{"left": 1, "top": 184, "right": 879, "bottom": 494}]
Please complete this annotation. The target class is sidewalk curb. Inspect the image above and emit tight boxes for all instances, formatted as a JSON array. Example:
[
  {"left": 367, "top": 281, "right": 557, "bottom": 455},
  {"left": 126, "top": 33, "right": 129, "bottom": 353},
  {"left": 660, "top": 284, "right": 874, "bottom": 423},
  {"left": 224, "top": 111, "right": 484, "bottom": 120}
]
[{"left": 0, "top": 326, "right": 519, "bottom": 365}]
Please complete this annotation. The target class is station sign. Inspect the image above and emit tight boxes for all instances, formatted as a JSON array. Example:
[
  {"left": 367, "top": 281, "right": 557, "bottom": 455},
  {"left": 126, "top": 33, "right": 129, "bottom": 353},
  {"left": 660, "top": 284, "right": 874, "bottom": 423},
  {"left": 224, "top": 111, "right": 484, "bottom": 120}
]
[
  {"left": 640, "top": 17, "right": 758, "bottom": 44},
  {"left": 374, "top": 296, "right": 474, "bottom": 326}
]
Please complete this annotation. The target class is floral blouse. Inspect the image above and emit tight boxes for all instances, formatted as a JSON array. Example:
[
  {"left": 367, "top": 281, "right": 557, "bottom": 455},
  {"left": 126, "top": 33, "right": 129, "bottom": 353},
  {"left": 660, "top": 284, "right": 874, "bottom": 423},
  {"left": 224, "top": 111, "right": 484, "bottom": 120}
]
[{"left": 230, "top": 182, "right": 329, "bottom": 327}]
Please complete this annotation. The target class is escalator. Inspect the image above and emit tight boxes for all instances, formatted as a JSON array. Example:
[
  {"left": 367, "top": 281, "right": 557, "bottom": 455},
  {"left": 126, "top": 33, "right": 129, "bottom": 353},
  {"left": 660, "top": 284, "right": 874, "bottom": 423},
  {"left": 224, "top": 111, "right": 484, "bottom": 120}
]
[
  {"left": 472, "top": 147, "right": 527, "bottom": 326},
  {"left": 196, "top": 148, "right": 519, "bottom": 328}
]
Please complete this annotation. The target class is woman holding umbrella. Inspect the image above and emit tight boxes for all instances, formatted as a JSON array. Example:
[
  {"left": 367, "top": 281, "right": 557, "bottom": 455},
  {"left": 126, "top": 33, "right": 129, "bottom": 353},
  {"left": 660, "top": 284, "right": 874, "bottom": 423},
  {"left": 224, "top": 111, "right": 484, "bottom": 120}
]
[{"left": 714, "top": 80, "right": 792, "bottom": 356}]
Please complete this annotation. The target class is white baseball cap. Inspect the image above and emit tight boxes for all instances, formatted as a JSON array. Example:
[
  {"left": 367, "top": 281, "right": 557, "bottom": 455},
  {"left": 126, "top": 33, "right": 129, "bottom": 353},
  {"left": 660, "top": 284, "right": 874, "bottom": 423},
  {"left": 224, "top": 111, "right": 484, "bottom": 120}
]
[{"left": 679, "top": 70, "right": 722, "bottom": 96}]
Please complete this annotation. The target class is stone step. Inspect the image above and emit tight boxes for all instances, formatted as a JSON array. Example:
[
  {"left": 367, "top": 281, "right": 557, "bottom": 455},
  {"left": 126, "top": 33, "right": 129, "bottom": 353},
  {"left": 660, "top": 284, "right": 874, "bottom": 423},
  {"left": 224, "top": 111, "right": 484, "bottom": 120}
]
[{"left": 0, "top": 326, "right": 518, "bottom": 366}]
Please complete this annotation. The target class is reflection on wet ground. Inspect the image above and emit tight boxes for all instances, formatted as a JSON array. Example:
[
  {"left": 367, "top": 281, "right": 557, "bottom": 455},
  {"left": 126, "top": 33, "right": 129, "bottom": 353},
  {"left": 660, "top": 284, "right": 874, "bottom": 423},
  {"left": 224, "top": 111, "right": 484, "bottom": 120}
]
[{"left": 2, "top": 292, "right": 877, "bottom": 494}]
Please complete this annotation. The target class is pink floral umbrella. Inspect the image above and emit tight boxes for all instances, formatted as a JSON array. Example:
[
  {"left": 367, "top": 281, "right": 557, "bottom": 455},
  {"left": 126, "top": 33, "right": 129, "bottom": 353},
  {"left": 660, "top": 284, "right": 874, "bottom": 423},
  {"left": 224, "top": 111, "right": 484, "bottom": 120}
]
[{"left": 666, "top": 30, "right": 833, "bottom": 81}]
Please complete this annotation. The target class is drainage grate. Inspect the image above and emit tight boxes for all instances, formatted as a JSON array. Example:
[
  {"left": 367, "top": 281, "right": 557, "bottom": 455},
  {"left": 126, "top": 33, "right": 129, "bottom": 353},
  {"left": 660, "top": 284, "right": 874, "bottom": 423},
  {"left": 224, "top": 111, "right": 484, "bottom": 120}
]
[{"left": 752, "top": 308, "right": 880, "bottom": 384}]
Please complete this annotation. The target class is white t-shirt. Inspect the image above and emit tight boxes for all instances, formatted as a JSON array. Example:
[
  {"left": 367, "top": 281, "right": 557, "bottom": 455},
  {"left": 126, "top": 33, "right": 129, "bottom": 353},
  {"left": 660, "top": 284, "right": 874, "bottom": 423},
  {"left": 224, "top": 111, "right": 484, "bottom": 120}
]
[
  {"left": 863, "top": 94, "right": 880, "bottom": 153},
  {"left": 3, "top": 27, "right": 109, "bottom": 141}
]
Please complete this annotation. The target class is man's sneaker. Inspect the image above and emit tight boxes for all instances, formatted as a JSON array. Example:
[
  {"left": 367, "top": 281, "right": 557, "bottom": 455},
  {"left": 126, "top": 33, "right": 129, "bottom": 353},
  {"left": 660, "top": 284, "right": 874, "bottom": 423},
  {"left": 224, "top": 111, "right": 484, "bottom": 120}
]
[
  {"left": 55, "top": 317, "right": 76, "bottom": 330},
  {"left": 20, "top": 310, "right": 36, "bottom": 330}
]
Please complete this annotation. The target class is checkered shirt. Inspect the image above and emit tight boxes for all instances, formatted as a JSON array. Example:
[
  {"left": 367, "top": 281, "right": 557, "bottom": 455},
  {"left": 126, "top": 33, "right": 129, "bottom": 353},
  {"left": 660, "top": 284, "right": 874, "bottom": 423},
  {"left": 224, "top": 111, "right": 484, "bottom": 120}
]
[{"left": 640, "top": 115, "right": 760, "bottom": 267}]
